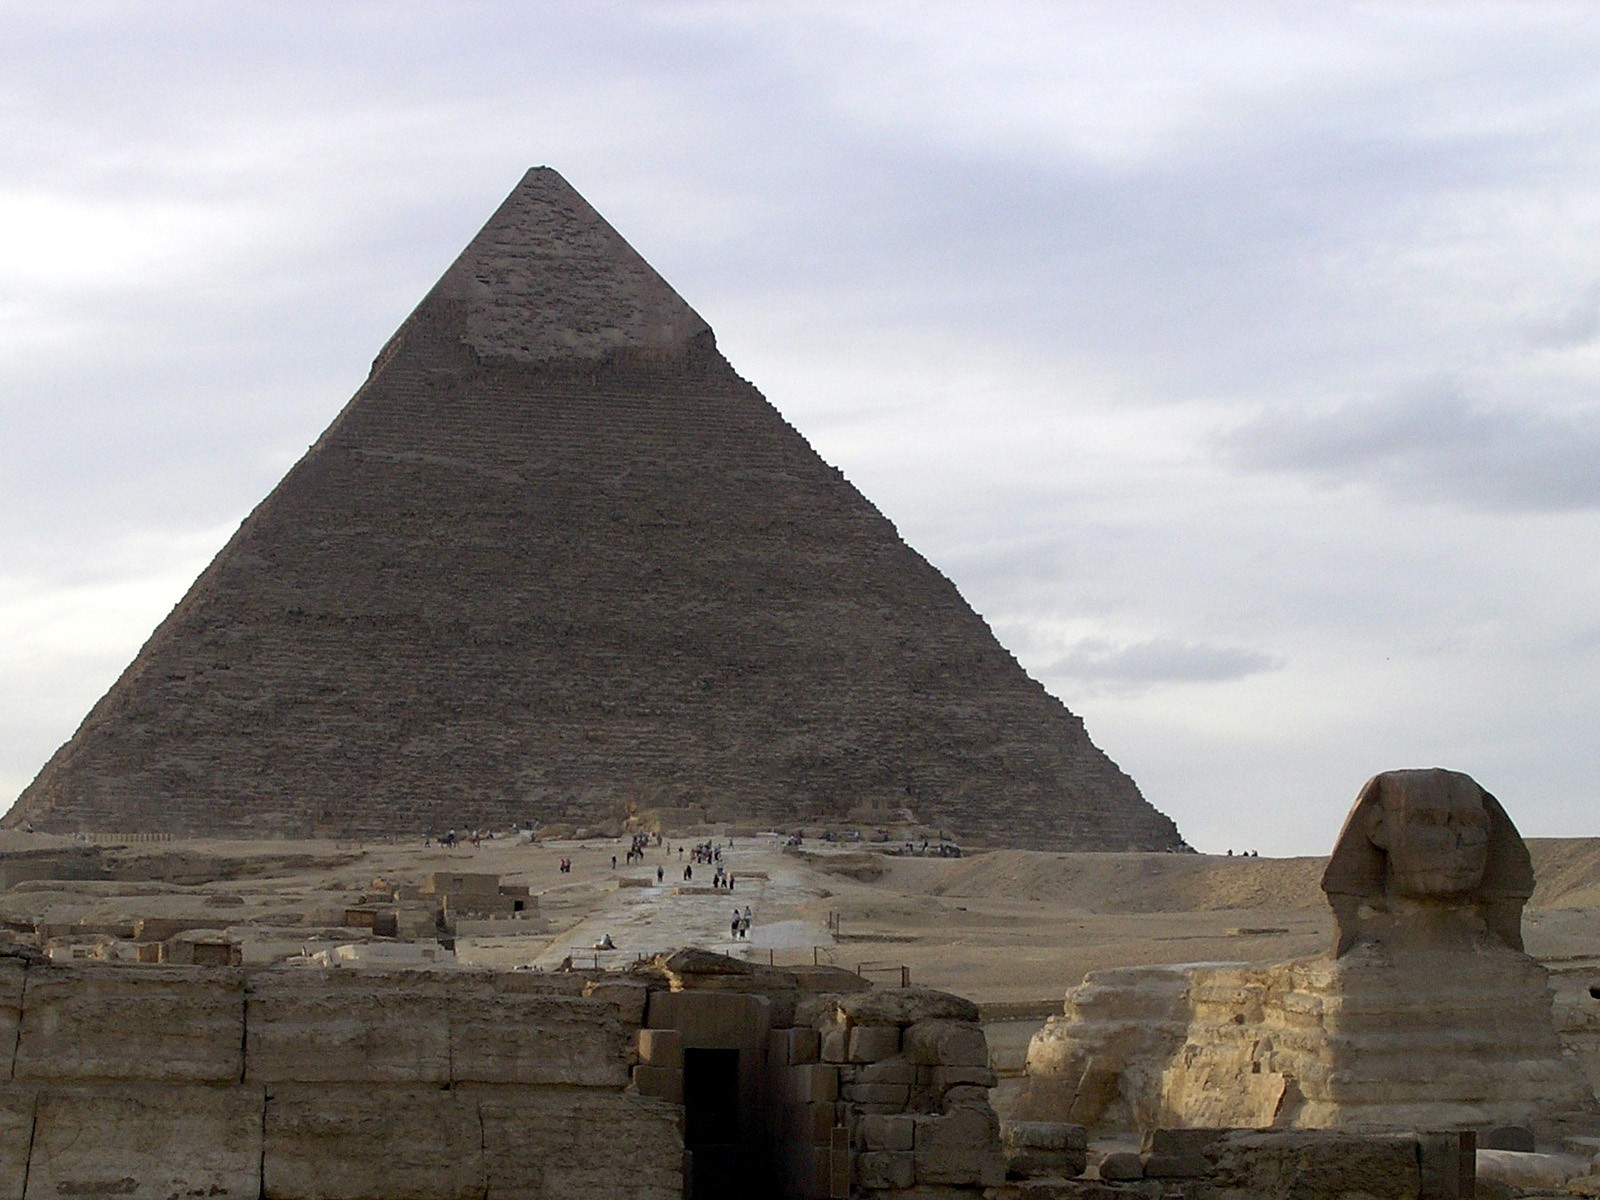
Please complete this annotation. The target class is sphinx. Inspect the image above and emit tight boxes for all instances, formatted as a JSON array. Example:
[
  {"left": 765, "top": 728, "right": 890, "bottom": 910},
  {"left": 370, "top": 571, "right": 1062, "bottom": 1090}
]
[{"left": 1021, "top": 769, "right": 1594, "bottom": 1136}]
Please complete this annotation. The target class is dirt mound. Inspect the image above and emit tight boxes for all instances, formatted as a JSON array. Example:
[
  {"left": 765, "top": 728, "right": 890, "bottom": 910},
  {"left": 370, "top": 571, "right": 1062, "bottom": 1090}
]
[
  {"left": 910, "top": 850, "right": 1329, "bottom": 913},
  {"left": 1529, "top": 839, "right": 1600, "bottom": 908},
  {"left": 897, "top": 837, "right": 1600, "bottom": 915}
]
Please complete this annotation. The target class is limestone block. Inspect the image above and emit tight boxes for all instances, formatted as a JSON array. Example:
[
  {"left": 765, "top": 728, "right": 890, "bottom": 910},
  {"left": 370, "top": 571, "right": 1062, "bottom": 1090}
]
[
  {"left": 16, "top": 965, "right": 243, "bottom": 1082},
  {"left": 796, "top": 1100, "right": 836, "bottom": 1145},
  {"left": 773, "top": 1025, "right": 819, "bottom": 1065},
  {"left": 583, "top": 978, "right": 648, "bottom": 1026},
  {"left": 849, "top": 1024, "right": 901, "bottom": 1062},
  {"left": 25, "top": 1084, "right": 262, "bottom": 1200},
  {"left": 265, "top": 1084, "right": 483, "bottom": 1200},
  {"left": 821, "top": 1025, "right": 849, "bottom": 1062},
  {"left": 246, "top": 971, "right": 450, "bottom": 1083},
  {"left": 858, "top": 1056, "right": 914, "bottom": 1085},
  {"left": 1475, "top": 1149, "right": 1592, "bottom": 1191},
  {"left": 1141, "top": 1153, "right": 1208, "bottom": 1178},
  {"left": 844, "top": 1081, "right": 910, "bottom": 1106},
  {"left": 1210, "top": 1131, "right": 1419, "bottom": 1200},
  {"left": 1417, "top": 1131, "right": 1473, "bottom": 1200},
  {"left": 1097, "top": 1151, "right": 1143, "bottom": 1181},
  {"left": 1146, "top": 1127, "right": 1232, "bottom": 1158},
  {"left": 1478, "top": 1126, "right": 1534, "bottom": 1152},
  {"left": 904, "top": 1019, "right": 989, "bottom": 1068},
  {"left": 837, "top": 987, "right": 981, "bottom": 1026},
  {"left": 933, "top": 1064, "right": 996, "bottom": 1091},
  {"left": 1004, "top": 1146, "right": 1088, "bottom": 1180},
  {"left": 0, "top": 962, "right": 23, "bottom": 1081},
  {"left": 476, "top": 1090, "right": 682, "bottom": 1200},
  {"left": 859, "top": 1150, "right": 915, "bottom": 1189},
  {"left": 451, "top": 992, "right": 630, "bottom": 1086},
  {"left": 861, "top": 1113, "right": 917, "bottom": 1151},
  {"left": 786, "top": 1063, "right": 838, "bottom": 1103},
  {"left": 0, "top": 1086, "right": 37, "bottom": 1200},
  {"left": 638, "top": 1027, "right": 682, "bottom": 1068},
  {"left": 633, "top": 1064, "right": 683, "bottom": 1104},
  {"left": 646, "top": 989, "right": 770, "bottom": 1049},
  {"left": 914, "top": 1104, "right": 1003, "bottom": 1186},
  {"left": 1002, "top": 1121, "right": 1088, "bottom": 1152}
]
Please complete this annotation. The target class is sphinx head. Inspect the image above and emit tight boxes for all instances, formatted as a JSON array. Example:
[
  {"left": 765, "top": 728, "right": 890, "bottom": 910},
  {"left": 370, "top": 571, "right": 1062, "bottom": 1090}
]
[
  {"left": 1365, "top": 769, "right": 1490, "bottom": 898},
  {"left": 1321, "top": 767, "right": 1534, "bottom": 955}
]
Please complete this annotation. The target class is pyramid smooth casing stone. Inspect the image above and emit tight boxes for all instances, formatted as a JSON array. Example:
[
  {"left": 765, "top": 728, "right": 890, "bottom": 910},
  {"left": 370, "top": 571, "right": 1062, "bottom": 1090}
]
[{"left": 8, "top": 167, "right": 1181, "bottom": 854}]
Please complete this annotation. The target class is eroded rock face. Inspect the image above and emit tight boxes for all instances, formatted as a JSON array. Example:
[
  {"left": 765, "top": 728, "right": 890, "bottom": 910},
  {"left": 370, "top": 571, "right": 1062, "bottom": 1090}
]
[{"left": 1021, "top": 770, "right": 1597, "bottom": 1137}]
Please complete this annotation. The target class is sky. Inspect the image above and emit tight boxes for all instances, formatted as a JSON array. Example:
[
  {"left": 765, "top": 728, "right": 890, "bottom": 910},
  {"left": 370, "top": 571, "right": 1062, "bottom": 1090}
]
[{"left": 4, "top": 1, "right": 1599, "bottom": 856}]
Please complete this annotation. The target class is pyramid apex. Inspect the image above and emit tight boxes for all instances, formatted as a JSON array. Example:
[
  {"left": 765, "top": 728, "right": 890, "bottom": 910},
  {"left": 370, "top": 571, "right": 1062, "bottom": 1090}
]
[{"left": 426, "top": 168, "right": 712, "bottom": 361}]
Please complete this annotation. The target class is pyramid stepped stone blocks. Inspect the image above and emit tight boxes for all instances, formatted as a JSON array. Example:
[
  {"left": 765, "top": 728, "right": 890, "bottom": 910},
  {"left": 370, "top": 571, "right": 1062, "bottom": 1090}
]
[{"left": 8, "top": 168, "right": 1183, "bottom": 850}]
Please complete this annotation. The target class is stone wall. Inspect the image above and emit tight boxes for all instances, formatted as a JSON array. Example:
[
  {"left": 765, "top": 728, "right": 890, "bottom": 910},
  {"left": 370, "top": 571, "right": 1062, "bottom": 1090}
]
[{"left": 0, "top": 960, "right": 682, "bottom": 1200}]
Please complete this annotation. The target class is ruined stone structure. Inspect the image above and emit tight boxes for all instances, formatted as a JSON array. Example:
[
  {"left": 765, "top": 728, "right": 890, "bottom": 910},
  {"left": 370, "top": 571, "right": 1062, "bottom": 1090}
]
[
  {"left": 8, "top": 168, "right": 1181, "bottom": 851},
  {"left": 1020, "top": 770, "right": 1597, "bottom": 1137},
  {"left": 0, "top": 950, "right": 1004, "bottom": 1200}
]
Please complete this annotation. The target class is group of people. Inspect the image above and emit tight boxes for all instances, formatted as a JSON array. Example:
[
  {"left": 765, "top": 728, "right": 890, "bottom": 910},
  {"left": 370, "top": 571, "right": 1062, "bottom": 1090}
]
[
  {"left": 623, "top": 832, "right": 653, "bottom": 864},
  {"left": 557, "top": 857, "right": 573, "bottom": 873},
  {"left": 686, "top": 840, "right": 725, "bottom": 865},
  {"left": 730, "top": 905, "right": 753, "bottom": 939}
]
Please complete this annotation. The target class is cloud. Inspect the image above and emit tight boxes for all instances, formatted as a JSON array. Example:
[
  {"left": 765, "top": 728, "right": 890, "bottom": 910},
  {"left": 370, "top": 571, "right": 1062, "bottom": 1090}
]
[
  {"left": 1525, "top": 282, "right": 1600, "bottom": 349},
  {"left": 1217, "top": 383, "right": 1600, "bottom": 512},
  {"left": 1045, "top": 636, "right": 1283, "bottom": 689}
]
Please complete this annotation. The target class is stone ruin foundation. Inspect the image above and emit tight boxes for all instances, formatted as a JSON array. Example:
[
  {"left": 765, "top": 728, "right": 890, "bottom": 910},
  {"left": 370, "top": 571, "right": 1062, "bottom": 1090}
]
[{"left": 0, "top": 947, "right": 1005, "bottom": 1200}]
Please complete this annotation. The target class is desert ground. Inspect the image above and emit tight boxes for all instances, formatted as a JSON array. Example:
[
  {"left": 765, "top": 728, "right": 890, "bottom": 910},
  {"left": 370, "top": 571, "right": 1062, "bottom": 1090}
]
[{"left": 4, "top": 827, "right": 1598, "bottom": 1085}]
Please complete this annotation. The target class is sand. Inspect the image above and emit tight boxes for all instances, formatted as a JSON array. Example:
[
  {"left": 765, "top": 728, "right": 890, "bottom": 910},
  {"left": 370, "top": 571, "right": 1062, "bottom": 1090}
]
[{"left": 2, "top": 830, "right": 1596, "bottom": 1012}]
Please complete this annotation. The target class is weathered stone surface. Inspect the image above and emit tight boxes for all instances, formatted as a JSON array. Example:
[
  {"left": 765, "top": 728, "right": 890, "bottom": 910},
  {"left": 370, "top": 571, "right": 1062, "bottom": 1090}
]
[
  {"left": 1475, "top": 1149, "right": 1592, "bottom": 1191},
  {"left": 582, "top": 977, "right": 649, "bottom": 1025},
  {"left": 476, "top": 1090, "right": 682, "bottom": 1200},
  {"left": 646, "top": 989, "right": 770, "bottom": 1049},
  {"left": 1096, "top": 1151, "right": 1143, "bottom": 1181},
  {"left": 785, "top": 1063, "right": 839, "bottom": 1103},
  {"left": 0, "top": 961, "right": 22, "bottom": 1080},
  {"left": 451, "top": 990, "right": 630, "bottom": 1086},
  {"left": 859, "top": 1149, "right": 916, "bottom": 1189},
  {"left": 0, "top": 1087, "right": 36, "bottom": 1200},
  {"left": 15, "top": 965, "right": 242, "bottom": 1082},
  {"left": 26, "top": 1084, "right": 262, "bottom": 1200},
  {"left": 1003, "top": 1121, "right": 1087, "bottom": 1152},
  {"left": 915, "top": 1104, "right": 1004, "bottom": 1186},
  {"left": 7, "top": 168, "right": 1182, "bottom": 855},
  {"left": 904, "top": 1018, "right": 989, "bottom": 1067},
  {"left": 1021, "top": 965, "right": 1196, "bottom": 1129},
  {"left": 632, "top": 1064, "right": 683, "bottom": 1103},
  {"left": 637, "top": 1026, "right": 682, "bottom": 1068},
  {"left": 246, "top": 969, "right": 451, "bottom": 1083},
  {"left": 862, "top": 1112, "right": 917, "bottom": 1151},
  {"left": 1209, "top": 1130, "right": 1419, "bottom": 1200},
  {"left": 1323, "top": 768, "right": 1533, "bottom": 956},
  {"left": 264, "top": 1084, "right": 483, "bottom": 1200},
  {"left": 835, "top": 987, "right": 982, "bottom": 1027},
  {"left": 849, "top": 1024, "right": 902, "bottom": 1062},
  {"left": 1416, "top": 1131, "right": 1473, "bottom": 1200}
]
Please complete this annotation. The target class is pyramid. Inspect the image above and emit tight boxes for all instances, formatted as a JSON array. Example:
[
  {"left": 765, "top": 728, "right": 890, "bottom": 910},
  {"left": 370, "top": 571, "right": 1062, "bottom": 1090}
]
[{"left": 8, "top": 168, "right": 1184, "bottom": 850}]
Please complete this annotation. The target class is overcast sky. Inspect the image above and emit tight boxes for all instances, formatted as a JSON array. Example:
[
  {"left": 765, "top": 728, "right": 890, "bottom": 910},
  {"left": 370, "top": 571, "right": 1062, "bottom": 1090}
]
[{"left": 4, "top": 1, "right": 1599, "bottom": 854}]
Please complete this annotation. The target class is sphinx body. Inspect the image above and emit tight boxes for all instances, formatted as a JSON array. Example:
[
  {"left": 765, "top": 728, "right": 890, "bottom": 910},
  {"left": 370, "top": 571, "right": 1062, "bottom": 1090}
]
[{"left": 1022, "top": 769, "right": 1595, "bottom": 1135}]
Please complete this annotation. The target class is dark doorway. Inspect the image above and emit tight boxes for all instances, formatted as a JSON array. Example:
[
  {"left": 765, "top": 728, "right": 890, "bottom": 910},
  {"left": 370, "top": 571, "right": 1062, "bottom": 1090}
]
[{"left": 683, "top": 1048, "right": 741, "bottom": 1200}]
